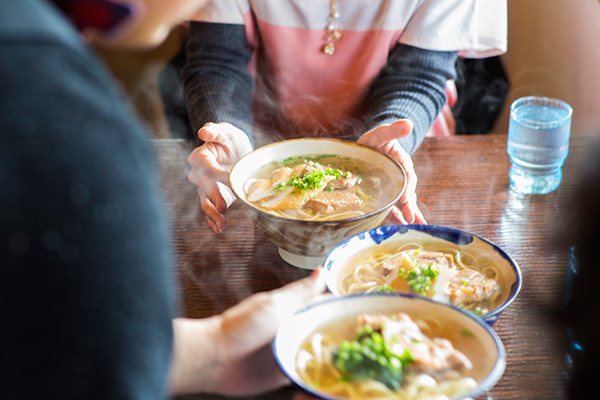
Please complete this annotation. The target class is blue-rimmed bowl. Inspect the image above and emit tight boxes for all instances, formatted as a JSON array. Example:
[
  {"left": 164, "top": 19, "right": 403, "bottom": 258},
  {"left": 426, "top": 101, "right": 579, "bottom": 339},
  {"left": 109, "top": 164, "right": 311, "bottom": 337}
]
[
  {"left": 322, "top": 225, "right": 522, "bottom": 325},
  {"left": 273, "top": 294, "right": 506, "bottom": 400}
]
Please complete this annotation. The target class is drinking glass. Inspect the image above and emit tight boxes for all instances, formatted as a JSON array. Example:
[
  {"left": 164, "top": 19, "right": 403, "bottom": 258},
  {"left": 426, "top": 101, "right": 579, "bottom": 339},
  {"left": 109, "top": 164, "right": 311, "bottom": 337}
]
[{"left": 507, "top": 96, "right": 572, "bottom": 194}]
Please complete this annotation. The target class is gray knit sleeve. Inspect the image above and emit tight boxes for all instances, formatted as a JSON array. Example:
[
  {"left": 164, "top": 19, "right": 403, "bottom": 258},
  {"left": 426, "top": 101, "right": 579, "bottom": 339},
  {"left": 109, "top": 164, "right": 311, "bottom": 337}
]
[
  {"left": 181, "top": 22, "right": 254, "bottom": 140},
  {"left": 361, "top": 44, "right": 458, "bottom": 154}
]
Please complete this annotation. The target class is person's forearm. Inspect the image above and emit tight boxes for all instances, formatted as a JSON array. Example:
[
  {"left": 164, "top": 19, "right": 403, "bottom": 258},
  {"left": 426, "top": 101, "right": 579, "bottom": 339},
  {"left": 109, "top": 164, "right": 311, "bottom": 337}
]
[
  {"left": 362, "top": 44, "right": 458, "bottom": 154},
  {"left": 168, "top": 317, "right": 223, "bottom": 395},
  {"left": 182, "top": 22, "right": 254, "bottom": 140}
]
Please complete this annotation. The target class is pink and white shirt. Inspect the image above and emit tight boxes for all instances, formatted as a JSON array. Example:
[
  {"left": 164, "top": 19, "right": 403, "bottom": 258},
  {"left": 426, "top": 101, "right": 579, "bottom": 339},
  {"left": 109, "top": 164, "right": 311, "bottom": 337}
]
[{"left": 191, "top": 0, "right": 507, "bottom": 136}]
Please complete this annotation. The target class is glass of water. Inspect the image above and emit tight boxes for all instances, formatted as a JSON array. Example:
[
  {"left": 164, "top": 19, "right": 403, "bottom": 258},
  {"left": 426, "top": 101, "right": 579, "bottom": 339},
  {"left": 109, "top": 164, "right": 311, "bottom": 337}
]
[{"left": 507, "top": 96, "right": 573, "bottom": 194}]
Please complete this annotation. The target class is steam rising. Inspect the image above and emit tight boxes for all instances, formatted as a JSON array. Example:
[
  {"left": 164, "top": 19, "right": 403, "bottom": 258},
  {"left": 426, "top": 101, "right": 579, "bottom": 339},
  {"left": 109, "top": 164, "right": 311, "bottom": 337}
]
[
  {"left": 155, "top": 51, "right": 384, "bottom": 315},
  {"left": 251, "top": 71, "right": 368, "bottom": 147}
]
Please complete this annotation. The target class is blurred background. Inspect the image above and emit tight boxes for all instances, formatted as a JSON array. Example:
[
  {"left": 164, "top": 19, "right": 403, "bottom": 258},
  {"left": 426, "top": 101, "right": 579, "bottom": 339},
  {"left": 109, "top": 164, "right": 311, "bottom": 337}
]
[
  {"left": 497, "top": 0, "right": 600, "bottom": 136},
  {"left": 93, "top": 0, "right": 600, "bottom": 139}
]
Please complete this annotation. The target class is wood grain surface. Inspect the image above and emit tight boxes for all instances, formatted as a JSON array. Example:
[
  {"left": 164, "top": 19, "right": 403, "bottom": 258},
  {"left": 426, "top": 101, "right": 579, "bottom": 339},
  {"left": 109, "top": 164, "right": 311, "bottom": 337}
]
[{"left": 155, "top": 133, "right": 595, "bottom": 400}]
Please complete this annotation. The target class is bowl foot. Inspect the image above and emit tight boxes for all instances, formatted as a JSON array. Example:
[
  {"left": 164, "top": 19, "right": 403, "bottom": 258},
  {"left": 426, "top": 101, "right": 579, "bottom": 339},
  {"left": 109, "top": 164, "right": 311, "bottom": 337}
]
[{"left": 278, "top": 248, "right": 325, "bottom": 270}]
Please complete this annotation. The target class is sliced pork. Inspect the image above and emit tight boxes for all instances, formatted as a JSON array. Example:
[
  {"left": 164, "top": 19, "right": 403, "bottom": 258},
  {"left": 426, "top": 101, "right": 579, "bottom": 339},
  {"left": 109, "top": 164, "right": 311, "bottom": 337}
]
[{"left": 357, "top": 313, "right": 472, "bottom": 379}]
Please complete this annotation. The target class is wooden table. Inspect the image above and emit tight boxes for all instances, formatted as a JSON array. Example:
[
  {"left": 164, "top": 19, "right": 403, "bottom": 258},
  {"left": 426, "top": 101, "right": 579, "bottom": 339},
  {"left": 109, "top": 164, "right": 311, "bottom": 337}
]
[{"left": 155, "top": 133, "right": 594, "bottom": 400}]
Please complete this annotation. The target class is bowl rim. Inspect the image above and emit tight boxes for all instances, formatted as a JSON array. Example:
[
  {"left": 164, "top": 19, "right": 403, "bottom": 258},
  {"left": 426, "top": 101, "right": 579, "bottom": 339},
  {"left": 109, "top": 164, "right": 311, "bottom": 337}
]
[
  {"left": 321, "top": 224, "right": 523, "bottom": 322},
  {"left": 272, "top": 292, "right": 507, "bottom": 400},
  {"left": 229, "top": 138, "right": 407, "bottom": 225}
]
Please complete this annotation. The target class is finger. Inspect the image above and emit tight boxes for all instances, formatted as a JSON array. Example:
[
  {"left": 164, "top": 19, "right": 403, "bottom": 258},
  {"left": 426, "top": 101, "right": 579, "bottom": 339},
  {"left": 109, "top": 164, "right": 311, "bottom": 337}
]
[
  {"left": 388, "top": 205, "right": 408, "bottom": 225},
  {"left": 188, "top": 165, "right": 233, "bottom": 209},
  {"left": 197, "top": 122, "right": 229, "bottom": 146},
  {"left": 200, "top": 194, "right": 226, "bottom": 232},
  {"left": 384, "top": 141, "right": 414, "bottom": 171},
  {"left": 399, "top": 192, "right": 417, "bottom": 224},
  {"left": 413, "top": 205, "right": 427, "bottom": 225},
  {"left": 188, "top": 146, "right": 230, "bottom": 183},
  {"left": 205, "top": 216, "right": 220, "bottom": 234},
  {"left": 269, "top": 270, "right": 326, "bottom": 315},
  {"left": 386, "top": 145, "right": 417, "bottom": 205},
  {"left": 402, "top": 192, "right": 427, "bottom": 225},
  {"left": 220, "top": 273, "right": 325, "bottom": 356},
  {"left": 357, "top": 119, "right": 414, "bottom": 147},
  {"left": 187, "top": 166, "right": 213, "bottom": 196},
  {"left": 207, "top": 184, "right": 227, "bottom": 213},
  {"left": 197, "top": 122, "right": 253, "bottom": 156},
  {"left": 401, "top": 166, "right": 417, "bottom": 206}
]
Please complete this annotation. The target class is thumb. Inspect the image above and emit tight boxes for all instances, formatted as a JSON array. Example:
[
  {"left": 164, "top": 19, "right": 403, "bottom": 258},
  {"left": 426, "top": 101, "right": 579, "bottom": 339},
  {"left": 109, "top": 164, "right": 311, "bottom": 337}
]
[
  {"left": 220, "top": 271, "right": 325, "bottom": 356},
  {"left": 358, "top": 119, "right": 414, "bottom": 145},
  {"left": 269, "top": 270, "right": 326, "bottom": 318}
]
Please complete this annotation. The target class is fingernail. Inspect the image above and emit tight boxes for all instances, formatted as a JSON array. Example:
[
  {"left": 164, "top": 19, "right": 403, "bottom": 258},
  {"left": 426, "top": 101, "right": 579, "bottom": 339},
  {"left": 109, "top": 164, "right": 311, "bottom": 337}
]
[{"left": 213, "top": 223, "right": 222, "bottom": 234}]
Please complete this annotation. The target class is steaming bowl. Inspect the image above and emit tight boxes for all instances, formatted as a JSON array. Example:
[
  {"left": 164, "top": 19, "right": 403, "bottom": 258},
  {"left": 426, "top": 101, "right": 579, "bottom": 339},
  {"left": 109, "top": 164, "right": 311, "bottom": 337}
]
[
  {"left": 323, "top": 224, "right": 522, "bottom": 324},
  {"left": 229, "top": 138, "right": 406, "bottom": 269},
  {"left": 273, "top": 293, "right": 506, "bottom": 400}
]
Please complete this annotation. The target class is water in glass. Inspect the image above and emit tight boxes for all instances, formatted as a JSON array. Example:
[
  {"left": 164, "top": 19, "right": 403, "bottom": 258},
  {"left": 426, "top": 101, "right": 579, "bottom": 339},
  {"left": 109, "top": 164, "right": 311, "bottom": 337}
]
[{"left": 507, "top": 97, "right": 572, "bottom": 194}]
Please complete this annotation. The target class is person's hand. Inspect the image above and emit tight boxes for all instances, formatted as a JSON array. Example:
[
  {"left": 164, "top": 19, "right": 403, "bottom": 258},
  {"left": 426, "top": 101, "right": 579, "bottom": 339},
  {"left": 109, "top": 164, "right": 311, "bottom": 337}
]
[
  {"left": 169, "top": 271, "right": 325, "bottom": 396},
  {"left": 187, "top": 122, "right": 252, "bottom": 233},
  {"left": 357, "top": 119, "right": 427, "bottom": 224},
  {"left": 209, "top": 272, "right": 325, "bottom": 395}
]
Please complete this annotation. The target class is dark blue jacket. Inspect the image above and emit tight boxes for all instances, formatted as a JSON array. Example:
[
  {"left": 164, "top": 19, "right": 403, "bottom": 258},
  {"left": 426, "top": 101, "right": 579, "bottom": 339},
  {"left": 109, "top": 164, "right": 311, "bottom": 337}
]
[{"left": 0, "top": 1, "right": 174, "bottom": 399}]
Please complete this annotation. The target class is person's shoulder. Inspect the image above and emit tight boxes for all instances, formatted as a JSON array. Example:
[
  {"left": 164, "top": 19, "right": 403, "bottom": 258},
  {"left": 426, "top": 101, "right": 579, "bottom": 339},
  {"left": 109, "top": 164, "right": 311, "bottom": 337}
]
[
  {"left": 0, "top": 18, "right": 154, "bottom": 191},
  {"left": 0, "top": 40, "right": 149, "bottom": 154}
]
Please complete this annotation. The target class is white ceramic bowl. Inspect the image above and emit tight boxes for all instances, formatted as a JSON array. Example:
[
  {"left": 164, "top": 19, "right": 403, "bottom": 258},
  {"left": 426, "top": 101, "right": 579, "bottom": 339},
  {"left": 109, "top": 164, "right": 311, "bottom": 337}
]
[
  {"left": 229, "top": 138, "right": 406, "bottom": 269},
  {"left": 322, "top": 225, "right": 522, "bottom": 324},
  {"left": 273, "top": 294, "right": 506, "bottom": 400}
]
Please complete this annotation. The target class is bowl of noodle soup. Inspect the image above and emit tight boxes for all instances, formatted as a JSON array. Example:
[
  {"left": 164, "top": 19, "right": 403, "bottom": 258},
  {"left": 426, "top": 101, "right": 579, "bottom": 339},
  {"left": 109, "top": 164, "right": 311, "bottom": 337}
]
[
  {"left": 229, "top": 138, "right": 406, "bottom": 269},
  {"left": 273, "top": 294, "right": 506, "bottom": 400},
  {"left": 322, "top": 225, "right": 522, "bottom": 324}
]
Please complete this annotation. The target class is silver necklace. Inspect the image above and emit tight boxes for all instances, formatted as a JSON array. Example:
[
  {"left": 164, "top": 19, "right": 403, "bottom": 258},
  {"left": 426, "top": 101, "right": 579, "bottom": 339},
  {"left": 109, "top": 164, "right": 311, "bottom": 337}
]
[{"left": 322, "top": 0, "right": 342, "bottom": 55}]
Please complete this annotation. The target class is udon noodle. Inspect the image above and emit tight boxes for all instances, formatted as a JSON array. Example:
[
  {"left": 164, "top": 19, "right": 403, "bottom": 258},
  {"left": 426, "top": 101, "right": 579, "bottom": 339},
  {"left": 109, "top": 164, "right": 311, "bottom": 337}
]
[
  {"left": 244, "top": 155, "right": 392, "bottom": 221},
  {"left": 296, "top": 312, "right": 477, "bottom": 400},
  {"left": 339, "top": 242, "right": 506, "bottom": 316}
]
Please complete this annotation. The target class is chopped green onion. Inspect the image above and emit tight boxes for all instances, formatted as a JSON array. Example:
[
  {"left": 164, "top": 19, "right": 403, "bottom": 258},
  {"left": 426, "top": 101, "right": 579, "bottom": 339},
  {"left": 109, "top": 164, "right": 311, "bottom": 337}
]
[
  {"left": 375, "top": 285, "right": 394, "bottom": 293},
  {"left": 274, "top": 167, "right": 349, "bottom": 192},
  {"left": 332, "top": 324, "right": 413, "bottom": 390},
  {"left": 398, "top": 264, "right": 439, "bottom": 295}
]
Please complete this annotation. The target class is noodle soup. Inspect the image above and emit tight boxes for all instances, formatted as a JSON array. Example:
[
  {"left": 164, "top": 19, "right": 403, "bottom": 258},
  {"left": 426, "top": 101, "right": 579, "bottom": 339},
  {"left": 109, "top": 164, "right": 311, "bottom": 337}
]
[
  {"left": 244, "top": 154, "right": 392, "bottom": 221},
  {"left": 273, "top": 295, "right": 505, "bottom": 400},
  {"left": 297, "top": 312, "right": 483, "bottom": 400},
  {"left": 229, "top": 139, "right": 406, "bottom": 268},
  {"left": 323, "top": 225, "right": 521, "bottom": 323},
  {"left": 340, "top": 242, "right": 510, "bottom": 317}
]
